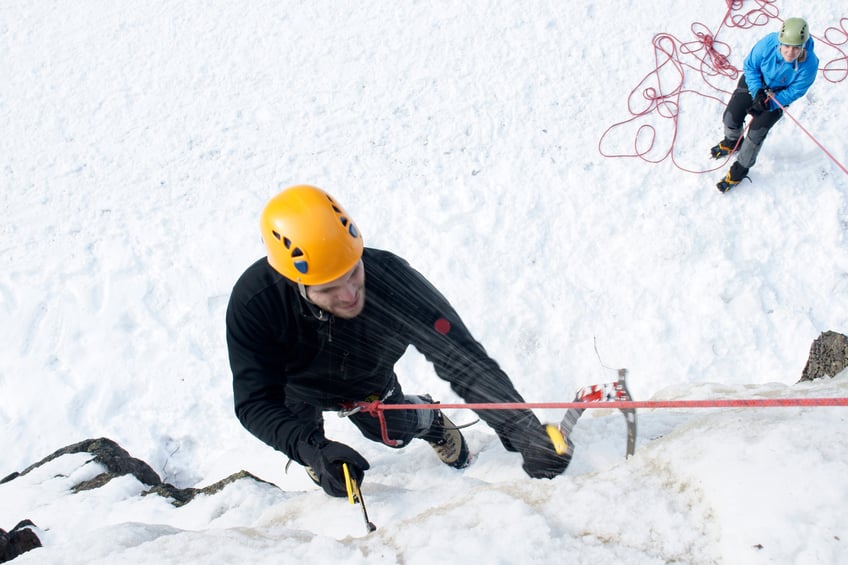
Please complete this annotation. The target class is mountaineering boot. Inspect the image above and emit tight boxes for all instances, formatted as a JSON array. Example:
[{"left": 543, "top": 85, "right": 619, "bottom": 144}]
[
  {"left": 710, "top": 136, "right": 744, "bottom": 159},
  {"left": 716, "top": 162, "right": 750, "bottom": 193},
  {"left": 422, "top": 409, "right": 470, "bottom": 469}
]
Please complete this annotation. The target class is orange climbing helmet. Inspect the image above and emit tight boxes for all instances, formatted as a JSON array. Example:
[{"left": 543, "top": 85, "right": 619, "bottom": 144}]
[{"left": 260, "top": 185, "right": 363, "bottom": 285}]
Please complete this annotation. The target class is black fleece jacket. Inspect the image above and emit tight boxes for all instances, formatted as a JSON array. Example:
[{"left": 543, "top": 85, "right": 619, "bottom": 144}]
[{"left": 226, "top": 248, "right": 541, "bottom": 463}]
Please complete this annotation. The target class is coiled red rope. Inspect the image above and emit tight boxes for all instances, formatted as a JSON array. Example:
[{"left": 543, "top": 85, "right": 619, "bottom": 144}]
[
  {"left": 821, "top": 17, "right": 848, "bottom": 83},
  {"left": 597, "top": 2, "right": 848, "bottom": 174}
]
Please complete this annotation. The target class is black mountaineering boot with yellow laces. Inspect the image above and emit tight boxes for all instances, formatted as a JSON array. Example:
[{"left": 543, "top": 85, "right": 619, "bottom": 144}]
[
  {"left": 716, "top": 162, "right": 750, "bottom": 193},
  {"left": 710, "top": 136, "right": 744, "bottom": 159}
]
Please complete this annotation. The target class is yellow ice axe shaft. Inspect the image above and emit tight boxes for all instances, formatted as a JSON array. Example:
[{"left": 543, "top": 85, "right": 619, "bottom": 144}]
[
  {"left": 343, "top": 462, "right": 356, "bottom": 504},
  {"left": 342, "top": 463, "right": 377, "bottom": 533}
]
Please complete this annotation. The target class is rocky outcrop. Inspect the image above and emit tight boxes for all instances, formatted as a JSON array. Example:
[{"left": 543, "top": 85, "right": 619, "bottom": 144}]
[
  {"left": 799, "top": 331, "right": 848, "bottom": 382},
  {"left": 1, "top": 437, "right": 160, "bottom": 488},
  {"left": 144, "top": 469, "right": 274, "bottom": 507},
  {"left": 0, "top": 520, "right": 41, "bottom": 563},
  {"left": 2, "top": 437, "right": 274, "bottom": 505},
  {"left": 0, "top": 437, "right": 279, "bottom": 560}
]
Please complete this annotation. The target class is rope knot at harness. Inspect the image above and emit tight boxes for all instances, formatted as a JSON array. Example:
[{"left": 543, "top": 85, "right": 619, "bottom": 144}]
[
  {"left": 338, "top": 400, "right": 400, "bottom": 447},
  {"left": 357, "top": 400, "right": 382, "bottom": 417}
]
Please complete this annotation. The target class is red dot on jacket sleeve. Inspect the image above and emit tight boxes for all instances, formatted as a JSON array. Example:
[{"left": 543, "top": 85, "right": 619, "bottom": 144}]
[{"left": 434, "top": 317, "right": 451, "bottom": 335}]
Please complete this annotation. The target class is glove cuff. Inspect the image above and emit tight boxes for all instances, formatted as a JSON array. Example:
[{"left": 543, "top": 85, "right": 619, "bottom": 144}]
[{"left": 295, "top": 429, "right": 327, "bottom": 467}]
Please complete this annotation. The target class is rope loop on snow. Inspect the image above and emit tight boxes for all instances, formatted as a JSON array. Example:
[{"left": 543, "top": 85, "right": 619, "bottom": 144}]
[
  {"left": 820, "top": 17, "right": 848, "bottom": 83},
  {"left": 598, "top": 2, "right": 848, "bottom": 175}
]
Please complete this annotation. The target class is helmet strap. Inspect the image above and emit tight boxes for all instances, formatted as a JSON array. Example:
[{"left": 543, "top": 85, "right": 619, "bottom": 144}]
[{"left": 298, "top": 282, "right": 328, "bottom": 321}]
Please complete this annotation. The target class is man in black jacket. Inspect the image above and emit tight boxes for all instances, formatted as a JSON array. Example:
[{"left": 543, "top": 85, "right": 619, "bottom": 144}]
[{"left": 226, "top": 185, "right": 570, "bottom": 497}]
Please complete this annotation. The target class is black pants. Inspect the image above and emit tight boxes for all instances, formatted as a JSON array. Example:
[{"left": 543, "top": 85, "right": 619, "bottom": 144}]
[
  {"left": 286, "top": 381, "right": 435, "bottom": 448},
  {"left": 723, "top": 75, "right": 783, "bottom": 169}
]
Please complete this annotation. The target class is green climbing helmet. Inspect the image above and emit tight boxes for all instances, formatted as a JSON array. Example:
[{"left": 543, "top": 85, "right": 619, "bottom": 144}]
[{"left": 778, "top": 17, "right": 810, "bottom": 47}]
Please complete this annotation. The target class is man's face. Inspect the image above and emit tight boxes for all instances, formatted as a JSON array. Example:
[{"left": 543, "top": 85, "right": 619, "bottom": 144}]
[
  {"left": 779, "top": 44, "right": 803, "bottom": 63},
  {"left": 305, "top": 260, "right": 366, "bottom": 319}
]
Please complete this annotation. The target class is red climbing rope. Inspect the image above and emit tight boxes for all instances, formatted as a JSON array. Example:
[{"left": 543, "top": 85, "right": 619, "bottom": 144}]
[
  {"left": 820, "top": 17, "right": 848, "bottom": 83},
  {"left": 768, "top": 95, "right": 848, "bottom": 176},
  {"left": 352, "top": 393, "right": 848, "bottom": 447},
  {"left": 356, "top": 397, "right": 848, "bottom": 414}
]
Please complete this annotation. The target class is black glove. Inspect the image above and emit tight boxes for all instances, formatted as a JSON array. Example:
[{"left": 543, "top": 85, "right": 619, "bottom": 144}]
[
  {"left": 519, "top": 426, "right": 572, "bottom": 479},
  {"left": 298, "top": 439, "right": 370, "bottom": 498},
  {"left": 749, "top": 88, "right": 772, "bottom": 115},
  {"left": 498, "top": 414, "right": 572, "bottom": 479}
]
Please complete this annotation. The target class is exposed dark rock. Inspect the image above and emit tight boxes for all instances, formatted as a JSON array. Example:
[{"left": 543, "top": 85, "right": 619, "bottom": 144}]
[
  {"left": 0, "top": 520, "right": 42, "bottom": 563},
  {"left": 143, "top": 470, "right": 276, "bottom": 507},
  {"left": 0, "top": 437, "right": 281, "bottom": 561},
  {"left": 144, "top": 482, "right": 198, "bottom": 506},
  {"left": 9, "top": 437, "right": 161, "bottom": 490},
  {"left": 4, "top": 437, "right": 163, "bottom": 492},
  {"left": 2, "top": 438, "right": 278, "bottom": 508},
  {"left": 799, "top": 331, "right": 848, "bottom": 382},
  {"left": 72, "top": 473, "right": 123, "bottom": 493}
]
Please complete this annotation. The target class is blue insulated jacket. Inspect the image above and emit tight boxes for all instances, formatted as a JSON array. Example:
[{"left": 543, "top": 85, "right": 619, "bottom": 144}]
[{"left": 743, "top": 32, "right": 819, "bottom": 110}]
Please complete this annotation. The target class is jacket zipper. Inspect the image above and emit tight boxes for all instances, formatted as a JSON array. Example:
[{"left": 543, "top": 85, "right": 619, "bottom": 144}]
[{"left": 328, "top": 315, "right": 350, "bottom": 376}]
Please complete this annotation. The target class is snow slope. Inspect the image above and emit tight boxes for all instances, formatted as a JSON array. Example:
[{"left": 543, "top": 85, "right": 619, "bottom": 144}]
[{"left": 2, "top": 1, "right": 847, "bottom": 563}]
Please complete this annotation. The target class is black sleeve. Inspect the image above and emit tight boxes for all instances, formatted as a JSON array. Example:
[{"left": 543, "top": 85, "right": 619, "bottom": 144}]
[
  {"left": 226, "top": 267, "right": 318, "bottom": 463},
  {"left": 386, "top": 257, "right": 544, "bottom": 446}
]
